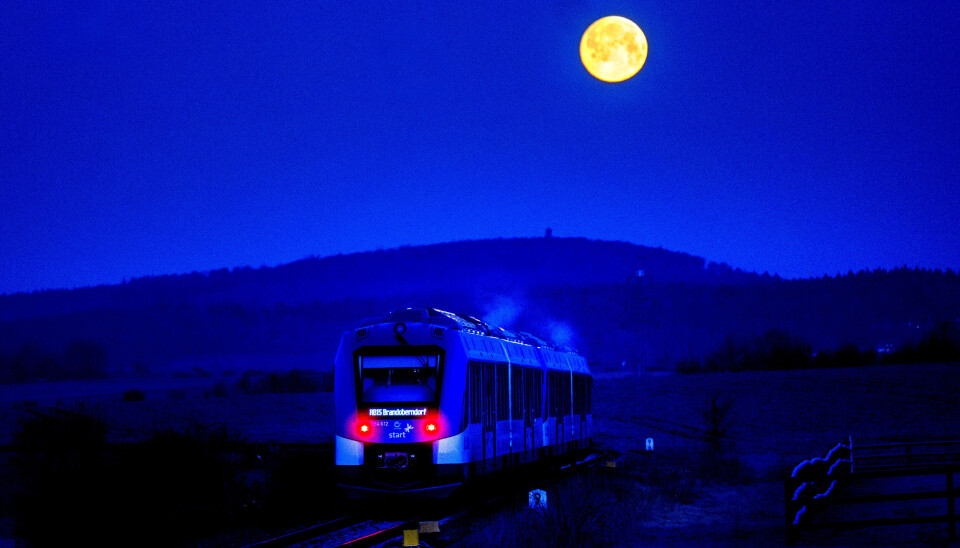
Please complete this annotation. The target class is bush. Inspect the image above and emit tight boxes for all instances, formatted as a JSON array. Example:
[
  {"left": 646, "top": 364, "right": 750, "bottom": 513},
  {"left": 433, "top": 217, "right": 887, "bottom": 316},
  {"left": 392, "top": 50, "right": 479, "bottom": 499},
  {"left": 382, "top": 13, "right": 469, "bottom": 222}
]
[
  {"left": 814, "top": 344, "right": 877, "bottom": 368},
  {"left": 13, "top": 406, "right": 110, "bottom": 545},
  {"left": 702, "top": 395, "right": 735, "bottom": 440},
  {"left": 701, "top": 331, "right": 811, "bottom": 372},
  {"left": 13, "top": 410, "right": 250, "bottom": 547},
  {"left": 236, "top": 369, "right": 329, "bottom": 395},
  {"left": 675, "top": 359, "right": 703, "bottom": 374},
  {"left": 63, "top": 340, "right": 108, "bottom": 379},
  {"left": 122, "top": 389, "right": 146, "bottom": 402},
  {"left": 209, "top": 381, "right": 229, "bottom": 398},
  {"left": 882, "top": 321, "right": 960, "bottom": 365}
]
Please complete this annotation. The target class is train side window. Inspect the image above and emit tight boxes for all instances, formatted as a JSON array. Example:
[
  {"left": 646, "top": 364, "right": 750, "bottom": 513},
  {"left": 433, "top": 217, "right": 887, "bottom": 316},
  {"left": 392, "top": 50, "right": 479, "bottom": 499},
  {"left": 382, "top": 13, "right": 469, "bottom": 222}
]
[
  {"left": 546, "top": 371, "right": 555, "bottom": 418},
  {"left": 536, "top": 370, "right": 543, "bottom": 419},
  {"left": 555, "top": 372, "right": 561, "bottom": 418},
  {"left": 511, "top": 367, "right": 522, "bottom": 421},
  {"left": 544, "top": 371, "right": 550, "bottom": 418},
  {"left": 579, "top": 374, "right": 585, "bottom": 416},
  {"left": 587, "top": 377, "right": 592, "bottom": 414},
  {"left": 483, "top": 363, "right": 495, "bottom": 431},
  {"left": 496, "top": 363, "right": 508, "bottom": 421},
  {"left": 524, "top": 368, "right": 533, "bottom": 425},
  {"left": 469, "top": 361, "right": 481, "bottom": 425},
  {"left": 551, "top": 371, "right": 556, "bottom": 418},
  {"left": 573, "top": 374, "right": 580, "bottom": 416}
]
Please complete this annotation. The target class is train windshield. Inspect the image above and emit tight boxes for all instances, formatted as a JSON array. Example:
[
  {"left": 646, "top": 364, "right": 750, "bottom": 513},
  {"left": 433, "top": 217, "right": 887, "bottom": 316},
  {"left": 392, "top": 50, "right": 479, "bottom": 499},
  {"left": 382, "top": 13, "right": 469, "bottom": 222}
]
[{"left": 359, "top": 355, "right": 439, "bottom": 403}]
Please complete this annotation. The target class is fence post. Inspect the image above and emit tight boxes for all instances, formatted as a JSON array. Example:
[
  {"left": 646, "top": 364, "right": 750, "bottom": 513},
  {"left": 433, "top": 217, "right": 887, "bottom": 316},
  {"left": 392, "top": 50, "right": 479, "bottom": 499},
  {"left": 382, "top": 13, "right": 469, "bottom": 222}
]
[{"left": 948, "top": 469, "right": 956, "bottom": 541}]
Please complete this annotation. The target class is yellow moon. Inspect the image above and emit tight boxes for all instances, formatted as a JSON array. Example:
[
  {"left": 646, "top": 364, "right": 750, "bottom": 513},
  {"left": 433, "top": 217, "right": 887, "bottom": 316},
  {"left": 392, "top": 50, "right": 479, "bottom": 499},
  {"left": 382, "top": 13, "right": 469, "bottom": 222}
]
[{"left": 580, "top": 16, "right": 647, "bottom": 82}]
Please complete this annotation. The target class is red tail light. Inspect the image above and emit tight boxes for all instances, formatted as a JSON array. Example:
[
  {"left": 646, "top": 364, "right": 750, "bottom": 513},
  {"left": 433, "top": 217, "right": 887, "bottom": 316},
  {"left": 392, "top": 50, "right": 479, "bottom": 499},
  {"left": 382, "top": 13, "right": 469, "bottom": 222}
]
[{"left": 424, "top": 421, "right": 438, "bottom": 434}]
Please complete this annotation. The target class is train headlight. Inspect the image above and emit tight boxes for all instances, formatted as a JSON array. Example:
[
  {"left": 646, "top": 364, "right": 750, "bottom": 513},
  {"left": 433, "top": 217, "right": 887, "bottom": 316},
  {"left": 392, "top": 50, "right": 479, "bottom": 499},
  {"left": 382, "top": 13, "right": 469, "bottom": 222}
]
[
  {"left": 394, "top": 323, "right": 406, "bottom": 335},
  {"left": 424, "top": 421, "right": 438, "bottom": 434},
  {"left": 358, "top": 421, "right": 371, "bottom": 435}
]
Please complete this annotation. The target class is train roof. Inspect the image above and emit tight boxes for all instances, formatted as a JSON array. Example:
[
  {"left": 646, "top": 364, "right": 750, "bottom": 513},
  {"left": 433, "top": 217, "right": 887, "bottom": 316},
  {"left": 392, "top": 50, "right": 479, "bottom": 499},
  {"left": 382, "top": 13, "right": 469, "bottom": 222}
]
[{"left": 358, "top": 307, "right": 589, "bottom": 374}]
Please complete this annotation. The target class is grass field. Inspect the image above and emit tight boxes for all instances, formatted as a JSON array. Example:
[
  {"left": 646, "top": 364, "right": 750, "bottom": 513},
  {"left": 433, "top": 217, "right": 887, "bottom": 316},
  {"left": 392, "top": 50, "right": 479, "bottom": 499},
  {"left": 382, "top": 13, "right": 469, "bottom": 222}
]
[{"left": 596, "top": 363, "right": 960, "bottom": 471}]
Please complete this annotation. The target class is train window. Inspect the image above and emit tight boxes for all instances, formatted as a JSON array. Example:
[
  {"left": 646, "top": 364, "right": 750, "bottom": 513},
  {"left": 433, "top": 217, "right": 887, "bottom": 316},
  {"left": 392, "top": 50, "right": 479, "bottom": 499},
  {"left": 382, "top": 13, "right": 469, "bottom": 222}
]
[
  {"left": 535, "top": 370, "right": 542, "bottom": 419},
  {"left": 524, "top": 368, "right": 534, "bottom": 425},
  {"left": 496, "top": 363, "right": 508, "bottom": 421},
  {"left": 561, "top": 373, "right": 571, "bottom": 417},
  {"left": 551, "top": 372, "right": 557, "bottom": 418},
  {"left": 587, "top": 377, "right": 592, "bottom": 414},
  {"left": 573, "top": 375, "right": 580, "bottom": 416},
  {"left": 469, "top": 361, "right": 482, "bottom": 424},
  {"left": 358, "top": 354, "right": 439, "bottom": 403},
  {"left": 546, "top": 372, "right": 555, "bottom": 418},
  {"left": 483, "top": 363, "right": 495, "bottom": 431},
  {"left": 512, "top": 367, "right": 522, "bottom": 421}
]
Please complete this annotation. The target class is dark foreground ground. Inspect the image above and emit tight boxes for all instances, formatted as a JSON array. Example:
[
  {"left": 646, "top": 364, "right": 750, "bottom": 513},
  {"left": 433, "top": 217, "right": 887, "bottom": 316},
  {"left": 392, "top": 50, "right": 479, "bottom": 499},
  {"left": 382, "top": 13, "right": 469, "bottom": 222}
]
[
  {"left": 453, "top": 363, "right": 960, "bottom": 547},
  {"left": 1, "top": 362, "right": 958, "bottom": 546}
]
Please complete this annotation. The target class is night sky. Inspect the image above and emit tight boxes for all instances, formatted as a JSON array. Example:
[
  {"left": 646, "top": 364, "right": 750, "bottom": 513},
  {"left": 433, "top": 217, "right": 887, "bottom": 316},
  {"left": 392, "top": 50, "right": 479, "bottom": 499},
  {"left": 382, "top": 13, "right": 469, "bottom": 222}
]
[{"left": 3, "top": 1, "right": 959, "bottom": 295}]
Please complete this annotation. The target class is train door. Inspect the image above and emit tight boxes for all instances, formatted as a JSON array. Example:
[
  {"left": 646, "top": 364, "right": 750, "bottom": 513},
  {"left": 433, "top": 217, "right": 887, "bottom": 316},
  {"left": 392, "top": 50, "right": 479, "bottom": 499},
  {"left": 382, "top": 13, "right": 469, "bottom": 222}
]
[
  {"left": 574, "top": 374, "right": 584, "bottom": 449},
  {"left": 523, "top": 367, "right": 533, "bottom": 460},
  {"left": 535, "top": 369, "right": 543, "bottom": 456},
  {"left": 561, "top": 371, "right": 567, "bottom": 452},
  {"left": 496, "top": 362, "right": 508, "bottom": 468},
  {"left": 512, "top": 365, "right": 523, "bottom": 466},
  {"left": 551, "top": 371, "right": 563, "bottom": 454},
  {"left": 482, "top": 362, "right": 495, "bottom": 473},
  {"left": 467, "top": 361, "right": 482, "bottom": 477},
  {"left": 584, "top": 376, "right": 592, "bottom": 445}
]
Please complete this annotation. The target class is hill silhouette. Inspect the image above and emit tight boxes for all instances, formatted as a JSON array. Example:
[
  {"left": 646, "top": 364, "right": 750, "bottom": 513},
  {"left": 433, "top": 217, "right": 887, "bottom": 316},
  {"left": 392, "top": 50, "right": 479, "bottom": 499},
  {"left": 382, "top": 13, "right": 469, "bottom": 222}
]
[{"left": 1, "top": 237, "right": 957, "bottom": 380}]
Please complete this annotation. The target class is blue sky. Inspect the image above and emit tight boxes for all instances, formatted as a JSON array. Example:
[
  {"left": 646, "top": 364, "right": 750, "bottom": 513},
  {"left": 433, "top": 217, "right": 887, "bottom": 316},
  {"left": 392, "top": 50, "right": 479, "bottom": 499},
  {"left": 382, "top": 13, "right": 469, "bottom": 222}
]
[{"left": 2, "top": 1, "right": 959, "bottom": 294}]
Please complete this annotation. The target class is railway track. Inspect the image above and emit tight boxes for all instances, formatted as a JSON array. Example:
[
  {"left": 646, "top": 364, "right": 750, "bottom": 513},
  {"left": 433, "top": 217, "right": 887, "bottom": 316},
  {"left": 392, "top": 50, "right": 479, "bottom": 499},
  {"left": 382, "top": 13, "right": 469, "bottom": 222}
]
[{"left": 242, "top": 447, "right": 612, "bottom": 548}]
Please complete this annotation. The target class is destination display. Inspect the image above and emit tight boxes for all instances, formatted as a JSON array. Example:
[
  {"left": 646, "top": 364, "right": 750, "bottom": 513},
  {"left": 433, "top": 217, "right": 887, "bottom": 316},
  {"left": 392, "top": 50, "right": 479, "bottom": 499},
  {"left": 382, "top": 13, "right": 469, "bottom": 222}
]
[{"left": 367, "top": 407, "right": 429, "bottom": 418}]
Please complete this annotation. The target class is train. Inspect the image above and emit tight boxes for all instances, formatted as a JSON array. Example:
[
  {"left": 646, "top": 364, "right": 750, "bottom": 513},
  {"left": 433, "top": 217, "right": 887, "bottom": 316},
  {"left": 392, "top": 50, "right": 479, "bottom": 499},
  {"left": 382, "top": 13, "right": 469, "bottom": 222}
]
[{"left": 334, "top": 307, "right": 593, "bottom": 497}]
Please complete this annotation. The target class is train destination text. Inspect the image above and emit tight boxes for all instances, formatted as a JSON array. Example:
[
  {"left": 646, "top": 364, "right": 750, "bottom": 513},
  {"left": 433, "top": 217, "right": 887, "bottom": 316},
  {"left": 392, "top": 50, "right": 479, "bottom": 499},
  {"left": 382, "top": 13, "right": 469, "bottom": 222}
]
[{"left": 368, "top": 407, "right": 428, "bottom": 417}]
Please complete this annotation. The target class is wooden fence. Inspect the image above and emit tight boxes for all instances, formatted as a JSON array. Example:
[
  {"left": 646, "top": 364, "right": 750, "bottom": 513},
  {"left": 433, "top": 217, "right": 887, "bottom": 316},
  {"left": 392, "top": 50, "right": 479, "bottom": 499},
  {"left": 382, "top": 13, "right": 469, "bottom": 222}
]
[{"left": 785, "top": 439, "right": 960, "bottom": 544}]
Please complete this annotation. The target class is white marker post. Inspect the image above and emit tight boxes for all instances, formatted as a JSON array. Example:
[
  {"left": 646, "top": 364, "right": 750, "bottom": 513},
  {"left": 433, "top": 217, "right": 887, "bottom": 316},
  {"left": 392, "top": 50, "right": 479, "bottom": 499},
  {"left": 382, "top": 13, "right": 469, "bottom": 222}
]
[
  {"left": 646, "top": 437, "right": 655, "bottom": 452},
  {"left": 529, "top": 489, "right": 547, "bottom": 512}
]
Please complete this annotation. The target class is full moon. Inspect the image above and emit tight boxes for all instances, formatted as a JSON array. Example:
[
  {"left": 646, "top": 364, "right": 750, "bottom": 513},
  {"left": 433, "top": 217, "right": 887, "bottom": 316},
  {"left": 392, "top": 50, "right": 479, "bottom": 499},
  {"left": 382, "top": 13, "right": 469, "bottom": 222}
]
[{"left": 580, "top": 16, "right": 647, "bottom": 83}]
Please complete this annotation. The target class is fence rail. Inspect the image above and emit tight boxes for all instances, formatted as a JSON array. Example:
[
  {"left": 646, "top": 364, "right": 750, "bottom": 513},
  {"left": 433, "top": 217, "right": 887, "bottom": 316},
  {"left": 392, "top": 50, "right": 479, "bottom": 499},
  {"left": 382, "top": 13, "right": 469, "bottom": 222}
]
[
  {"left": 785, "top": 439, "right": 960, "bottom": 545},
  {"left": 853, "top": 440, "right": 960, "bottom": 471}
]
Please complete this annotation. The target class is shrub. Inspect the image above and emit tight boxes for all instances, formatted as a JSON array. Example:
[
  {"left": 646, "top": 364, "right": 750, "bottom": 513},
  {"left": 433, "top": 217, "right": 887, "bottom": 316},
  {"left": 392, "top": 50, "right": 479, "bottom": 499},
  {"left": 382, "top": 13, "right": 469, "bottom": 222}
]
[
  {"left": 63, "top": 340, "right": 109, "bottom": 379},
  {"left": 702, "top": 395, "right": 735, "bottom": 440},
  {"left": 13, "top": 411, "right": 250, "bottom": 547},
  {"left": 882, "top": 321, "right": 960, "bottom": 365},
  {"left": 12, "top": 406, "right": 110, "bottom": 545},
  {"left": 210, "top": 381, "right": 229, "bottom": 397},
  {"left": 703, "top": 331, "right": 812, "bottom": 372},
  {"left": 675, "top": 359, "right": 703, "bottom": 374},
  {"left": 236, "top": 369, "right": 326, "bottom": 394},
  {"left": 122, "top": 389, "right": 146, "bottom": 402}
]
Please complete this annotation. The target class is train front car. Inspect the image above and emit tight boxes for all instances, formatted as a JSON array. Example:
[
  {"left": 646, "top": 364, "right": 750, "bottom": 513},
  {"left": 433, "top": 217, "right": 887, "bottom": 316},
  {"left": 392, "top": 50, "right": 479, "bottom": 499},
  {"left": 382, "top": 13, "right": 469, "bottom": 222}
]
[
  {"left": 334, "top": 307, "right": 593, "bottom": 498},
  {"left": 334, "top": 308, "right": 469, "bottom": 497}
]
